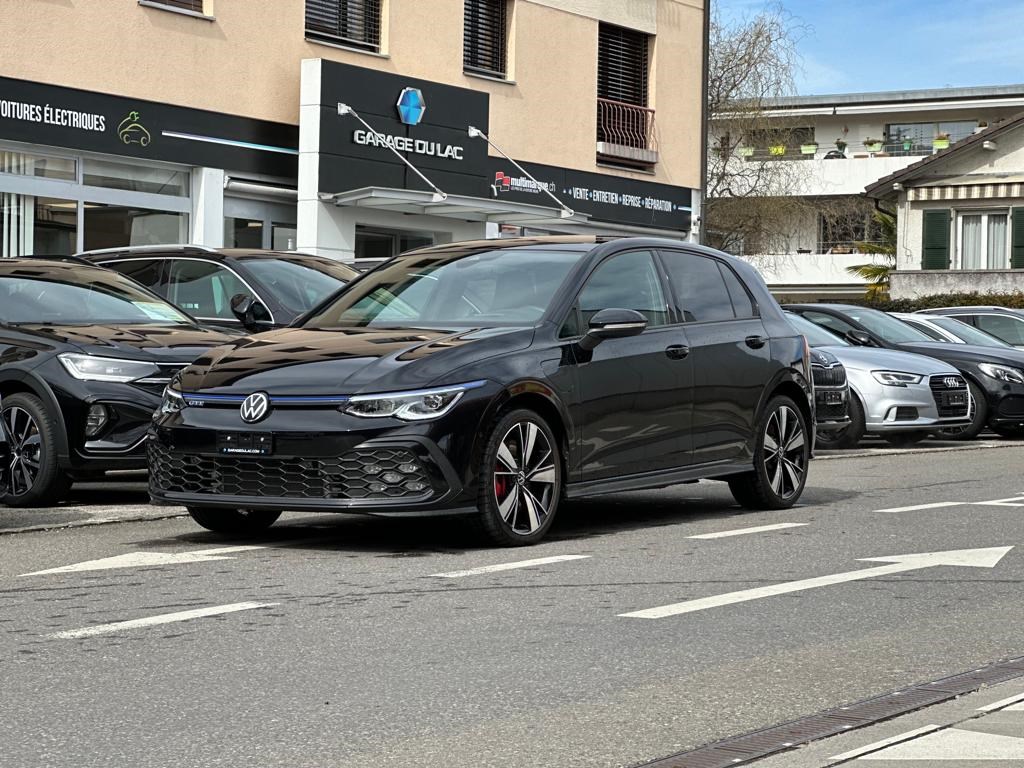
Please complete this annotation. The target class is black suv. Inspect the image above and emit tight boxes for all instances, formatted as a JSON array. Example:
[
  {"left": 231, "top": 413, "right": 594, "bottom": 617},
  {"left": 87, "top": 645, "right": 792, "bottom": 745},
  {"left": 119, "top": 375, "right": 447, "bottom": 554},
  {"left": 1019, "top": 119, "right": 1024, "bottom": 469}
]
[
  {"left": 0, "top": 258, "right": 235, "bottom": 506},
  {"left": 151, "top": 237, "right": 815, "bottom": 545},
  {"left": 77, "top": 245, "right": 359, "bottom": 332}
]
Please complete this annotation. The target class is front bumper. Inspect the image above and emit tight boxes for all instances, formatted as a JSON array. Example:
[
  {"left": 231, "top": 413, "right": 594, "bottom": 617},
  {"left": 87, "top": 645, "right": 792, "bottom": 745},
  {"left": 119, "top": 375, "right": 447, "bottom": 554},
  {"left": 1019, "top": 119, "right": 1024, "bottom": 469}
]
[
  {"left": 981, "top": 381, "right": 1024, "bottom": 428},
  {"left": 858, "top": 375, "right": 971, "bottom": 433}
]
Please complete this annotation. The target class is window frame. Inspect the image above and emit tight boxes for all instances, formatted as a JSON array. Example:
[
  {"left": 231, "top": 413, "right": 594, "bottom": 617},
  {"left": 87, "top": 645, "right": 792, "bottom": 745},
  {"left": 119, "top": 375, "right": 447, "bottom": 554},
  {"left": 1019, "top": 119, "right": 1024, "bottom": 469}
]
[
  {"left": 657, "top": 248, "right": 760, "bottom": 325},
  {"left": 955, "top": 208, "right": 1010, "bottom": 270},
  {"left": 137, "top": 0, "right": 213, "bottom": 20},
  {"left": 463, "top": 0, "right": 510, "bottom": 80},
  {"left": 305, "top": 0, "right": 383, "bottom": 54}
]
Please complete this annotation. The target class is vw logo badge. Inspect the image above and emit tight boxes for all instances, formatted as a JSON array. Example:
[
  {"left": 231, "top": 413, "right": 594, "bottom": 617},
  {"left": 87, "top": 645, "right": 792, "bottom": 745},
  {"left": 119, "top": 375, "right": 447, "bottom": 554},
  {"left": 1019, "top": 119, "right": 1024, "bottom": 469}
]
[{"left": 240, "top": 392, "right": 270, "bottom": 424}]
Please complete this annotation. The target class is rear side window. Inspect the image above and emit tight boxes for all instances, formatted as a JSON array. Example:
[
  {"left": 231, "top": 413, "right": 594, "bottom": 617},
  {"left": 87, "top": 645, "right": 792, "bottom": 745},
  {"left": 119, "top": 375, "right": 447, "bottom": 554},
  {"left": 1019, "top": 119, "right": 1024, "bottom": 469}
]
[
  {"left": 974, "top": 314, "right": 1024, "bottom": 345},
  {"left": 102, "top": 259, "right": 163, "bottom": 293},
  {"left": 904, "top": 319, "right": 947, "bottom": 342},
  {"left": 719, "top": 263, "right": 756, "bottom": 318},
  {"left": 165, "top": 260, "right": 249, "bottom": 320},
  {"left": 661, "top": 251, "right": 735, "bottom": 323}
]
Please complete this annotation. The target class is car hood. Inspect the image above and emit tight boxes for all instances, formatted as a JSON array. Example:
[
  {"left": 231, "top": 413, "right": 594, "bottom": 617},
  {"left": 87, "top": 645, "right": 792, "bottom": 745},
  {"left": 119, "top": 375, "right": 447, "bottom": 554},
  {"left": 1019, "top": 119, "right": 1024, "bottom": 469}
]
[
  {"left": 179, "top": 325, "right": 534, "bottom": 395},
  {"left": 817, "top": 345, "right": 957, "bottom": 375},
  {"left": 15, "top": 323, "right": 237, "bottom": 362},
  {"left": 895, "top": 340, "right": 1024, "bottom": 368}
]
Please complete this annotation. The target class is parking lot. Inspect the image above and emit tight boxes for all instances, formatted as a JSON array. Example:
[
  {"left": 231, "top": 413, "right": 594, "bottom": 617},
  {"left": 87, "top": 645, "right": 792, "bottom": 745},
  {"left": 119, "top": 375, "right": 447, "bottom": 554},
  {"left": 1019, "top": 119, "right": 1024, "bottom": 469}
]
[{"left": 4, "top": 435, "right": 1024, "bottom": 768}]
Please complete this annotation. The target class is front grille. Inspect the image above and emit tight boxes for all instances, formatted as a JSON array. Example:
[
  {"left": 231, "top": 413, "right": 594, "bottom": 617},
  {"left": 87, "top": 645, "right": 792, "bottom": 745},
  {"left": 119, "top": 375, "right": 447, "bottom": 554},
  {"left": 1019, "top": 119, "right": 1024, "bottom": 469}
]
[
  {"left": 930, "top": 374, "right": 969, "bottom": 418},
  {"left": 812, "top": 363, "right": 847, "bottom": 387},
  {"left": 149, "top": 442, "right": 434, "bottom": 501},
  {"left": 134, "top": 363, "right": 189, "bottom": 395}
]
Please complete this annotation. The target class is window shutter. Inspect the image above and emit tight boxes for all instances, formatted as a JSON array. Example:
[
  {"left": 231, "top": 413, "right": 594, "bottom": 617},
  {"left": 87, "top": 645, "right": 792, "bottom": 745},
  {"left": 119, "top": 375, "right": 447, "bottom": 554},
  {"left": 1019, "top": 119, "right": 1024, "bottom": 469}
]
[
  {"left": 1012, "top": 208, "right": 1024, "bottom": 269},
  {"left": 464, "top": 0, "right": 508, "bottom": 77},
  {"left": 597, "top": 24, "right": 649, "bottom": 106},
  {"left": 921, "top": 209, "right": 950, "bottom": 270},
  {"left": 305, "top": 0, "right": 381, "bottom": 52},
  {"left": 150, "top": 0, "right": 204, "bottom": 12}
]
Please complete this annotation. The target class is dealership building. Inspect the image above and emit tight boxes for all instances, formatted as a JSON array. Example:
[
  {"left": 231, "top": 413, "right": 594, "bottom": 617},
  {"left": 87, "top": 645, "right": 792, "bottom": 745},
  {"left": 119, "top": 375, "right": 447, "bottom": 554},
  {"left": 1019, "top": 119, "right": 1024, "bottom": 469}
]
[{"left": 0, "top": 0, "right": 706, "bottom": 262}]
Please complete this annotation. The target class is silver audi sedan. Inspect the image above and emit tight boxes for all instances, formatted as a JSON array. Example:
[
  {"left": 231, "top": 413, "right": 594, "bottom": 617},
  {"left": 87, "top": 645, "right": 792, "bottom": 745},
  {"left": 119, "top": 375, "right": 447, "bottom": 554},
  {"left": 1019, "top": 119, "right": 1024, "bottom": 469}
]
[{"left": 787, "top": 313, "right": 971, "bottom": 448}]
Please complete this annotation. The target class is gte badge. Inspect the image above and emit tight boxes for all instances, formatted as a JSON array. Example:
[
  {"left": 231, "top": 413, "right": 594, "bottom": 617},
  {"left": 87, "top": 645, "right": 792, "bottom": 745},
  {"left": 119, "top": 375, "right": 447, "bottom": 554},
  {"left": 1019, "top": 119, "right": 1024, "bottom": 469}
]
[
  {"left": 396, "top": 88, "right": 426, "bottom": 126},
  {"left": 240, "top": 392, "right": 270, "bottom": 424}
]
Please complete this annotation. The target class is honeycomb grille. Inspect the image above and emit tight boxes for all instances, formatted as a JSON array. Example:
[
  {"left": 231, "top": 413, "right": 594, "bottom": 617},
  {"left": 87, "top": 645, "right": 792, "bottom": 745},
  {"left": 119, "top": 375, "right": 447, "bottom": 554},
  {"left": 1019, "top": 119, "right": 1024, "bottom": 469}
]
[{"left": 148, "top": 442, "right": 433, "bottom": 501}]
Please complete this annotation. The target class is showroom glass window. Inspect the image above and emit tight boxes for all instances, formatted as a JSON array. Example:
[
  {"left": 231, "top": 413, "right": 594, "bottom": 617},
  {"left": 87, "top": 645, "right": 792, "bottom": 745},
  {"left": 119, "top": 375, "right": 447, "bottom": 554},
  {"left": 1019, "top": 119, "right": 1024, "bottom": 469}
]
[
  {"left": 306, "top": 0, "right": 382, "bottom": 52},
  {"left": 661, "top": 251, "right": 752, "bottom": 322}
]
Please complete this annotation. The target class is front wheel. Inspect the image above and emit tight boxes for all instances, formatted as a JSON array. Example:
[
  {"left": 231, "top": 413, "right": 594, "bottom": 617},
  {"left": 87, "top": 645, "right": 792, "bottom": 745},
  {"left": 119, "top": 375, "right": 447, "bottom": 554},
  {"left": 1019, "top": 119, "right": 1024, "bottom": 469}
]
[
  {"left": 474, "top": 409, "right": 563, "bottom": 546},
  {"left": 187, "top": 507, "right": 281, "bottom": 536},
  {"left": 1, "top": 393, "right": 72, "bottom": 507},
  {"left": 729, "top": 395, "right": 810, "bottom": 510},
  {"left": 935, "top": 380, "right": 987, "bottom": 441}
]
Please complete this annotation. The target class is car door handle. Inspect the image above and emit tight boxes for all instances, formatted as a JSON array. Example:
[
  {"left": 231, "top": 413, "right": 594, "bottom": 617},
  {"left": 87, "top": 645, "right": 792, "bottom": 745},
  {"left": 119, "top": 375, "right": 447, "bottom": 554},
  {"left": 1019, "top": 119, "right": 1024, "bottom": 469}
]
[
  {"left": 665, "top": 344, "right": 690, "bottom": 360},
  {"left": 745, "top": 335, "right": 768, "bottom": 349}
]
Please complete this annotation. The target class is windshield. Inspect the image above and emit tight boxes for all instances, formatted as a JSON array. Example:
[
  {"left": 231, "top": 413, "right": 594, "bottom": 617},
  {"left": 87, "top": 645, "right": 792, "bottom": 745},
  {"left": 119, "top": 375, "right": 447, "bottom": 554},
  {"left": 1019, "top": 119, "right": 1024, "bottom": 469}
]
[
  {"left": 0, "top": 270, "right": 192, "bottom": 326},
  {"left": 841, "top": 307, "right": 933, "bottom": 344},
  {"left": 930, "top": 315, "right": 1013, "bottom": 347},
  {"left": 786, "top": 312, "right": 850, "bottom": 346},
  {"left": 304, "top": 248, "right": 586, "bottom": 328},
  {"left": 241, "top": 257, "right": 357, "bottom": 314}
]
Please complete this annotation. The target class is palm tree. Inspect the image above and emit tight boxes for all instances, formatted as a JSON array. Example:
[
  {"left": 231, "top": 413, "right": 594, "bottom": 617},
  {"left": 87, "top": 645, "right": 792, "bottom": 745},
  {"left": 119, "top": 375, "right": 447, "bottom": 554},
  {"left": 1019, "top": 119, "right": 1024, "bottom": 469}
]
[{"left": 847, "top": 211, "right": 896, "bottom": 300}]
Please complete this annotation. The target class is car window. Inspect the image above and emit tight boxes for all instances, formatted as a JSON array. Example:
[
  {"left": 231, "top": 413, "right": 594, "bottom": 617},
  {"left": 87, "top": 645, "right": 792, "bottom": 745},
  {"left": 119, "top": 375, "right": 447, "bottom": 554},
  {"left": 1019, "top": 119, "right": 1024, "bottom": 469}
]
[
  {"left": 578, "top": 250, "right": 668, "bottom": 328},
  {"left": 240, "top": 257, "right": 356, "bottom": 314},
  {"left": 101, "top": 259, "right": 163, "bottom": 293},
  {"left": 785, "top": 312, "right": 850, "bottom": 346},
  {"left": 929, "top": 315, "right": 1012, "bottom": 347},
  {"left": 902, "top": 318, "right": 948, "bottom": 342},
  {"left": 720, "top": 263, "right": 756, "bottom": 318},
  {"left": 843, "top": 308, "right": 932, "bottom": 343},
  {"left": 660, "top": 251, "right": 737, "bottom": 323},
  {"left": 165, "top": 260, "right": 250, "bottom": 320},
  {"left": 801, "top": 311, "right": 857, "bottom": 337},
  {"left": 974, "top": 314, "right": 1024, "bottom": 345}
]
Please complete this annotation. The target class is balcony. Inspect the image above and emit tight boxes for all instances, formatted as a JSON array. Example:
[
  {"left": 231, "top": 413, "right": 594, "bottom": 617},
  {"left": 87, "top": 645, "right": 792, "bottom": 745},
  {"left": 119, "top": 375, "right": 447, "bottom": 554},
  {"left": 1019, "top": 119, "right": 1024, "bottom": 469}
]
[{"left": 596, "top": 98, "right": 658, "bottom": 168}]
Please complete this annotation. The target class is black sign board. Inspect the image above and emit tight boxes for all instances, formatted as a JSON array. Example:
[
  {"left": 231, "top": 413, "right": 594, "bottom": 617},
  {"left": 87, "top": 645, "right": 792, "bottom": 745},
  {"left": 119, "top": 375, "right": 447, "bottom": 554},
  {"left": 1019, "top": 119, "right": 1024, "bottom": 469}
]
[{"left": 0, "top": 76, "right": 299, "bottom": 178}]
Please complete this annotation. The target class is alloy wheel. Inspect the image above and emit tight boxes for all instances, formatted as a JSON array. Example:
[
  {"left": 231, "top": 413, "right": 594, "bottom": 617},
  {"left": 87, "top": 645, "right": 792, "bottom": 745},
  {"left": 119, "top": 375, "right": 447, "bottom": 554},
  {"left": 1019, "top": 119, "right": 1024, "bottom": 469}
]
[
  {"left": 763, "top": 405, "right": 806, "bottom": 500},
  {"left": 3, "top": 406, "right": 42, "bottom": 497},
  {"left": 493, "top": 421, "right": 558, "bottom": 535}
]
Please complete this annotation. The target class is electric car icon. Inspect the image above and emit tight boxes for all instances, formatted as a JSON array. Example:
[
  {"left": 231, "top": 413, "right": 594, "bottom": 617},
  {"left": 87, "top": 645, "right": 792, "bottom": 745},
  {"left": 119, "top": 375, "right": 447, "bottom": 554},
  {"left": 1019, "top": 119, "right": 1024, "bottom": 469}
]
[{"left": 118, "top": 111, "right": 151, "bottom": 147}]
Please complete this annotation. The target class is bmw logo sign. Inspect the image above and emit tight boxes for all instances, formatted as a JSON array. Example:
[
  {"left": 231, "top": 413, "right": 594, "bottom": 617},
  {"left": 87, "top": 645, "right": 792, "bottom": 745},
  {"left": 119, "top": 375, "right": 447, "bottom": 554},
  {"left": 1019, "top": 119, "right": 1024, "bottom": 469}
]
[
  {"left": 396, "top": 87, "right": 426, "bottom": 126},
  {"left": 240, "top": 392, "right": 271, "bottom": 424}
]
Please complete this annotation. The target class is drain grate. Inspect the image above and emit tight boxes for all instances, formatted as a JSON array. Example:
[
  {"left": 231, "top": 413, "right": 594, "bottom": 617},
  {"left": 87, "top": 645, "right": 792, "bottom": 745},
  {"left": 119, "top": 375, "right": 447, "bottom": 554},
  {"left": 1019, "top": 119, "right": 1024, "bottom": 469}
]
[{"left": 639, "top": 654, "right": 1024, "bottom": 768}]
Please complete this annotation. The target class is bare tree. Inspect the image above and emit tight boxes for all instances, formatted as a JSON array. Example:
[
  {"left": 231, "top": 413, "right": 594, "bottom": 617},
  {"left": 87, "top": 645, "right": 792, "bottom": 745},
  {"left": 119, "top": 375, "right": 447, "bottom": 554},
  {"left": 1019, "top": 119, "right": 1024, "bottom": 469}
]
[{"left": 704, "top": 4, "right": 809, "bottom": 256}]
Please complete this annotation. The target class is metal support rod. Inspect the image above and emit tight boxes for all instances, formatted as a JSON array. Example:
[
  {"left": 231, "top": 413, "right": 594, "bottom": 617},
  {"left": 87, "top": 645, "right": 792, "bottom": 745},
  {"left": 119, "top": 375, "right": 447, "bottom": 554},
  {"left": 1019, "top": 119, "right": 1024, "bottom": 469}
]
[
  {"left": 467, "top": 126, "right": 575, "bottom": 219},
  {"left": 337, "top": 103, "right": 447, "bottom": 202}
]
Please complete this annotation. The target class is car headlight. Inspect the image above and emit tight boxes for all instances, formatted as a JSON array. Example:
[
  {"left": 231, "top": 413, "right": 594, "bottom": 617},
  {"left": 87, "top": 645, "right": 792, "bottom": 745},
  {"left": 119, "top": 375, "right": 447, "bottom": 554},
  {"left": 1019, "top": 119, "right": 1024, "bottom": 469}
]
[
  {"left": 343, "top": 382, "right": 483, "bottom": 422},
  {"left": 160, "top": 385, "right": 187, "bottom": 414},
  {"left": 979, "top": 362, "right": 1024, "bottom": 384},
  {"left": 58, "top": 353, "right": 161, "bottom": 383},
  {"left": 871, "top": 370, "right": 923, "bottom": 387}
]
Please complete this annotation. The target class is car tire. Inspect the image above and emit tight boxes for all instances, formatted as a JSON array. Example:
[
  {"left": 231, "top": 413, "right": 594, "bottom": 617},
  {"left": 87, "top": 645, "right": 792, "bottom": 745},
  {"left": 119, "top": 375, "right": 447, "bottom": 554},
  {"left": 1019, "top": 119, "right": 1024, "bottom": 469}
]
[
  {"left": 882, "top": 432, "right": 928, "bottom": 447},
  {"left": 1, "top": 393, "right": 72, "bottom": 507},
  {"left": 935, "top": 380, "right": 987, "bottom": 441},
  {"left": 187, "top": 507, "right": 281, "bottom": 536},
  {"left": 815, "top": 393, "right": 865, "bottom": 450},
  {"left": 473, "top": 408, "right": 563, "bottom": 547},
  {"left": 728, "top": 394, "right": 810, "bottom": 510}
]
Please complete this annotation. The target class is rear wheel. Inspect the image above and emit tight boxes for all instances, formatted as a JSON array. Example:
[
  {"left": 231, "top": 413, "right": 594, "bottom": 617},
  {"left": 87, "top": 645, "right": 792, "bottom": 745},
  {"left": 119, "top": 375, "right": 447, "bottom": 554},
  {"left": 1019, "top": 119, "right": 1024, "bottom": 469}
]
[
  {"left": 187, "top": 507, "right": 281, "bottom": 536},
  {"left": 729, "top": 395, "right": 809, "bottom": 510},
  {"left": 935, "top": 380, "right": 986, "bottom": 441},
  {"left": 815, "top": 393, "right": 865, "bottom": 450},
  {"left": 474, "top": 408, "right": 562, "bottom": 547},
  {"left": 1, "top": 393, "right": 72, "bottom": 507}
]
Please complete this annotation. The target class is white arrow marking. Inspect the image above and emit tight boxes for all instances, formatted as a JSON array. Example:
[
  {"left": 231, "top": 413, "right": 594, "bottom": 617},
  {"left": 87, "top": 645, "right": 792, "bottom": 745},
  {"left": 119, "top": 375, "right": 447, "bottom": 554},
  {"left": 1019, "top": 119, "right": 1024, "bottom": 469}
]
[
  {"left": 687, "top": 522, "right": 807, "bottom": 539},
  {"left": 20, "top": 546, "right": 265, "bottom": 577},
  {"left": 49, "top": 602, "right": 279, "bottom": 639},
  {"left": 973, "top": 496, "right": 1024, "bottom": 507},
  {"left": 619, "top": 547, "right": 1013, "bottom": 619},
  {"left": 876, "top": 502, "right": 960, "bottom": 513},
  {"left": 859, "top": 727, "right": 1024, "bottom": 760}
]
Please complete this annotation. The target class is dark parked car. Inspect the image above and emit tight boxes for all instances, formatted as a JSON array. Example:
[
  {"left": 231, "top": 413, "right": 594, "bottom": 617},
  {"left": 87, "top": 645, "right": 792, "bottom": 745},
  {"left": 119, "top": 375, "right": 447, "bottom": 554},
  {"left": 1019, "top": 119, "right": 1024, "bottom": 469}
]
[
  {"left": 151, "top": 236, "right": 815, "bottom": 546},
  {"left": 0, "top": 258, "right": 236, "bottom": 506},
  {"left": 77, "top": 245, "right": 359, "bottom": 332},
  {"left": 807, "top": 347, "right": 850, "bottom": 432},
  {"left": 785, "top": 304, "right": 1024, "bottom": 439}
]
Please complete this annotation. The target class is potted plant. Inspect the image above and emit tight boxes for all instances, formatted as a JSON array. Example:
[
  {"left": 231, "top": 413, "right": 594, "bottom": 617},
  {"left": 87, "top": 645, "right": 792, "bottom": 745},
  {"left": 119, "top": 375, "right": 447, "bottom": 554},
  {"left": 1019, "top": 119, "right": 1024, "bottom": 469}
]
[
  {"left": 835, "top": 138, "right": 847, "bottom": 153},
  {"left": 769, "top": 143, "right": 786, "bottom": 156},
  {"left": 800, "top": 141, "right": 819, "bottom": 155},
  {"left": 933, "top": 132, "right": 950, "bottom": 150},
  {"left": 863, "top": 137, "right": 883, "bottom": 152},
  {"left": 902, "top": 137, "right": 913, "bottom": 151},
  {"left": 738, "top": 146, "right": 755, "bottom": 157}
]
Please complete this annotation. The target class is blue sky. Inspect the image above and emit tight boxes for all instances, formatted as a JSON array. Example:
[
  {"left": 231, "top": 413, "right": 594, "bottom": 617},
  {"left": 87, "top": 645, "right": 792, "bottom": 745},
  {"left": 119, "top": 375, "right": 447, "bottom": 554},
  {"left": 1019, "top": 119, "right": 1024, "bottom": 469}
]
[{"left": 715, "top": 0, "right": 1024, "bottom": 95}]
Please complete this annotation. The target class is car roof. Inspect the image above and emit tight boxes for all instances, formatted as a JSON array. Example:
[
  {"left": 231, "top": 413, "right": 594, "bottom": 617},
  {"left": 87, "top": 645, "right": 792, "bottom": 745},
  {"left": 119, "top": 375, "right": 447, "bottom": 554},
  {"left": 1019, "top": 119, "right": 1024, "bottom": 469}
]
[
  {"left": 0, "top": 257, "right": 119, "bottom": 274},
  {"left": 74, "top": 245, "right": 336, "bottom": 262},
  {"left": 918, "top": 306, "right": 1023, "bottom": 314}
]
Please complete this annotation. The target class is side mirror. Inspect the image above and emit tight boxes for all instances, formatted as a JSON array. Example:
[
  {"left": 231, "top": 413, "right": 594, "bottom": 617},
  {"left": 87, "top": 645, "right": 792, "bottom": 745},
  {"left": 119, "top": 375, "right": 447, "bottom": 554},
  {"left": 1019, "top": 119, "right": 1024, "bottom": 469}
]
[
  {"left": 230, "top": 293, "right": 273, "bottom": 333},
  {"left": 579, "top": 308, "right": 648, "bottom": 351},
  {"left": 845, "top": 329, "right": 874, "bottom": 346}
]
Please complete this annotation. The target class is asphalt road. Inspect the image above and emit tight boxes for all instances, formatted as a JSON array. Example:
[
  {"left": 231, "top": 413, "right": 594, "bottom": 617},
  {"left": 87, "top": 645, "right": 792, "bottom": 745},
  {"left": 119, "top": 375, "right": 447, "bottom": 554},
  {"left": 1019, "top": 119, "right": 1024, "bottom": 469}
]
[{"left": 2, "top": 439, "right": 1024, "bottom": 768}]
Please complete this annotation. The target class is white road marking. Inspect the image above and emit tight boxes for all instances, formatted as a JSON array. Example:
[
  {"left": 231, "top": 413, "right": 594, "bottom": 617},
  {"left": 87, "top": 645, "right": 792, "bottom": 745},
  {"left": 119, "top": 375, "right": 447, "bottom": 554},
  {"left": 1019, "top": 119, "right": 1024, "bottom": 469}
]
[
  {"left": 979, "top": 692, "right": 1024, "bottom": 711},
  {"left": 687, "top": 522, "right": 807, "bottom": 540},
  {"left": 48, "top": 602, "right": 279, "bottom": 639},
  {"left": 972, "top": 496, "right": 1024, "bottom": 507},
  {"left": 876, "top": 502, "right": 960, "bottom": 513},
  {"left": 858, "top": 727, "right": 1024, "bottom": 760},
  {"left": 20, "top": 546, "right": 265, "bottom": 577},
  {"left": 430, "top": 554, "right": 591, "bottom": 578},
  {"left": 829, "top": 724, "right": 944, "bottom": 761},
  {"left": 619, "top": 547, "right": 1013, "bottom": 619}
]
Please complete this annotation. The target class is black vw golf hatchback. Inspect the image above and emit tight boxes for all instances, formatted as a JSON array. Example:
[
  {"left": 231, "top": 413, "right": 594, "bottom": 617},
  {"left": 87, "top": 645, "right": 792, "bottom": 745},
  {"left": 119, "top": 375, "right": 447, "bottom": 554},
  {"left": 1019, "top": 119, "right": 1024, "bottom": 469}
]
[
  {"left": 0, "top": 258, "right": 235, "bottom": 506},
  {"left": 151, "top": 237, "right": 814, "bottom": 545}
]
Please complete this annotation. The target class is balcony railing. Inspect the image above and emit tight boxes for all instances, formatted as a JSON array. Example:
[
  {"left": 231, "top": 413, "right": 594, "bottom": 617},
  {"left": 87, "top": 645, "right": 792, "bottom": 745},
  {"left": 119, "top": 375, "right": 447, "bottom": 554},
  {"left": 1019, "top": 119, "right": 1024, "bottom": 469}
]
[{"left": 596, "top": 98, "right": 658, "bottom": 167}]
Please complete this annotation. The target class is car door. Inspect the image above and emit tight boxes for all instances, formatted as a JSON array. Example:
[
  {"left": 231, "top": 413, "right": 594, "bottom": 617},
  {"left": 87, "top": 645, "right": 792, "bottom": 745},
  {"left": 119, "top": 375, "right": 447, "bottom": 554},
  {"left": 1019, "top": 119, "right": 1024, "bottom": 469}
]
[
  {"left": 568, "top": 249, "right": 693, "bottom": 480},
  {"left": 660, "top": 250, "right": 773, "bottom": 465},
  {"left": 164, "top": 259, "right": 268, "bottom": 329}
]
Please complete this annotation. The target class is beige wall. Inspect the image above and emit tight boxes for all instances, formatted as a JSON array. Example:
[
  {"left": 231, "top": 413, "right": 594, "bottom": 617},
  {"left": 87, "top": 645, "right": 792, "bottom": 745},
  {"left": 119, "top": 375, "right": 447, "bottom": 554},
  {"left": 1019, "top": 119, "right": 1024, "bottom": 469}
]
[{"left": 0, "top": 0, "right": 704, "bottom": 189}]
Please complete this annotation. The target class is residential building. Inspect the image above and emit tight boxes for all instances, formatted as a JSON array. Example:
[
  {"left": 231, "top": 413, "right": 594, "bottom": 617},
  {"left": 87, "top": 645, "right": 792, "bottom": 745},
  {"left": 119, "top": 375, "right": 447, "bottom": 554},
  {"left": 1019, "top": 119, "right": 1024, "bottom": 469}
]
[
  {"left": 711, "top": 85, "right": 1024, "bottom": 299},
  {"left": 0, "top": 0, "right": 706, "bottom": 262},
  {"left": 865, "top": 112, "right": 1024, "bottom": 299}
]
